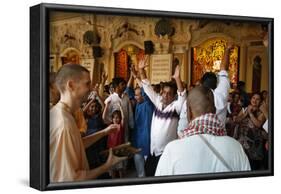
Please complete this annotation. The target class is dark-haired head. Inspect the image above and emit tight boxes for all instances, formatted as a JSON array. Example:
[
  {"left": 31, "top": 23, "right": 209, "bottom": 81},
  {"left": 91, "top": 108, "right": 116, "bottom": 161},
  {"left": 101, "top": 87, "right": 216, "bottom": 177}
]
[
  {"left": 250, "top": 92, "right": 261, "bottom": 108},
  {"left": 104, "top": 84, "right": 110, "bottom": 95},
  {"left": 112, "top": 110, "right": 122, "bottom": 124},
  {"left": 201, "top": 72, "right": 217, "bottom": 90},
  {"left": 161, "top": 81, "right": 177, "bottom": 106},
  {"left": 152, "top": 84, "right": 161, "bottom": 94},
  {"left": 232, "top": 92, "right": 241, "bottom": 103},
  {"left": 111, "top": 77, "right": 126, "bottom": 94},
  {"left": 85, "top": 99, "right": 102, "bottom": 118},
  {"left": 237, "top": 81, "right": 246, "bottom": 91}
]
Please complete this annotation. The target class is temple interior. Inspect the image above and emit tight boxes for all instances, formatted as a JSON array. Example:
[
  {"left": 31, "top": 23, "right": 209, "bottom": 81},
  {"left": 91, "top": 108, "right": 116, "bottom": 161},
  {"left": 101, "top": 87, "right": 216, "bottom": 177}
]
[{"left": 49, "top": 11, "right": 269, "bottom": 93}]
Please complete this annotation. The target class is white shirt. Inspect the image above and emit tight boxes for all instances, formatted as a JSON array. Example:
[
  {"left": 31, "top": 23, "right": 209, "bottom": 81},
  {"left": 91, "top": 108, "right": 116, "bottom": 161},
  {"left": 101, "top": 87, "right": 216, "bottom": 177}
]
[
  {"left": 155, "top": 134, "right": 251, "bottom": 176},
  {"left": 104, "top": 92, "right": 134, "bottom": 142},
  {"left": 142, "top": 79, "right": 187, "bottom": 156},
  {"left": 177, "top": 100, "right": 188, "bottom": 137},
  {"left": 177, "top": 70, "right": 229, "bottom": 136},
  {"left": 213, "top": 70, "right": 231, "bottom": 126}
]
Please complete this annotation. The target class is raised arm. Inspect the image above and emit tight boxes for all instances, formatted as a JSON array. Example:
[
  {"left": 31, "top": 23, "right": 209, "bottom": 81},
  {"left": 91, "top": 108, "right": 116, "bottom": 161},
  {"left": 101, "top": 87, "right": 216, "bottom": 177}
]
[
  {"left": 171, "top": 65, "right": 187, "bottom": 113},
  {"left": 138, "top": 56, "right": 149, "bottom": 80},
  {"left": 172, "top": 65, "right": 184, "bottom": 93},
  {"left": 130, "top": 65, "right": 143, "bottom": 87},
  {"left": 127, "top": 68, "right": 134, "bottom": 88},
  {"left": 99, "top": 71, "right": 108, "bottom": 100},
  {"left": 96, "top": 93, "right": 105, "bottom": 112},
  {"left": 214, "top": 43, "right": 233, "bottom": 100},
  {"left": 82, "top": 98, "right": 95, "bottom": 112},
  {"left": 102, "top": 101, "right": 112, "bottom": 125},
  {"left": 137, "top": 57, "right": 160, "bottom": 106},
  {"left": 221, "top": 42, "right": 234, "bottom": 71},
  {"left": 117, "top": 102, "right": 125, "bottom": 126}
]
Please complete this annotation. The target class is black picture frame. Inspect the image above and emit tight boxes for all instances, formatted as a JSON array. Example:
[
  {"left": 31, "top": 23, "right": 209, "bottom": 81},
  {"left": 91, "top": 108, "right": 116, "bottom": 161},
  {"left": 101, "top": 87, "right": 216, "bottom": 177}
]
[{"left": 30, "top": 3, "right": 274, "bottom": 191}]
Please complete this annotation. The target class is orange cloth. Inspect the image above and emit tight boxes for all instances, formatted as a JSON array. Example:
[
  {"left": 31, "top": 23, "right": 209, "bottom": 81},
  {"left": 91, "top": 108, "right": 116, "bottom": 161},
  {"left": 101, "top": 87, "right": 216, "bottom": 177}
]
[
  {"left": 74, "top": 108, "right": 87, "bottom": 134},
  {"left": 50, "top": 102, "right": 89, "bottom": 182}
]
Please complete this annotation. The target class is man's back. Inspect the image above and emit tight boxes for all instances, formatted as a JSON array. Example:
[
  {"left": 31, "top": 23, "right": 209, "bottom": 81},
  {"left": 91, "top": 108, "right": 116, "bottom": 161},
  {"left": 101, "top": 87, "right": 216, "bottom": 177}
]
[{"left": 155, "top": 134, "right": 251, "bottom": 176}]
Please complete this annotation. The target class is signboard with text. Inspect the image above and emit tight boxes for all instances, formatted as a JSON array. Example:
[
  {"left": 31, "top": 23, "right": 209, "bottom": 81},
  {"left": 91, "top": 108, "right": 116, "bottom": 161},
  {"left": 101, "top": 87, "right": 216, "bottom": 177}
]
[{"left": 150, "top": 54, "right": 172, "bottom": 84}]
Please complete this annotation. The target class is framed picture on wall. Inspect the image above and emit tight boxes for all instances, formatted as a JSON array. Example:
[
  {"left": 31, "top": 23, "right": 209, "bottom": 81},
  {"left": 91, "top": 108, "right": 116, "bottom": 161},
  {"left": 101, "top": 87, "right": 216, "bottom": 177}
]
[{"left": 30, "top": 3, "right": 274, "bottom": 191}]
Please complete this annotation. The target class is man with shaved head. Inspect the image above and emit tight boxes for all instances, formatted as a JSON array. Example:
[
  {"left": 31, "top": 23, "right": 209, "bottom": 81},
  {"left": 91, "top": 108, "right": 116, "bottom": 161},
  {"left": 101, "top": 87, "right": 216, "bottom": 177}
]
[
  {"left": 50, "top": 64, "right": 127, "bottom": 182},
  {"left": 155, "top": 86, "right": 251, "bottom": 176}
]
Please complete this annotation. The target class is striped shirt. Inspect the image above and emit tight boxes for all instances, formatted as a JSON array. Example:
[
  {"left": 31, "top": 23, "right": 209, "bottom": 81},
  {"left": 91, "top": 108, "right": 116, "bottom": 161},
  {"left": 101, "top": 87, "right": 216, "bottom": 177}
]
[{"left": 141, "top": 79, "right": 186, "bottom": 156}]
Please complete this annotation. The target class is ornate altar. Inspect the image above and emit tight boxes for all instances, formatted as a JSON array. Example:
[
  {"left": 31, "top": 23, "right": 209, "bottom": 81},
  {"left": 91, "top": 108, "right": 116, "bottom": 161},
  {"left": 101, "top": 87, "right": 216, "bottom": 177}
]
[{"left": 191, "top": 38, "right": 239, "bottom": 85}]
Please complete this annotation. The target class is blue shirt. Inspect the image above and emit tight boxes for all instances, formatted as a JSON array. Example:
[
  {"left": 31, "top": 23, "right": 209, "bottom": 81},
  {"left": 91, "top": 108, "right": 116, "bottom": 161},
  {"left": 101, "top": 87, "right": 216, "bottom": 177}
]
[
  {"left": 127, "top": 87, "right": 155, "bottom": 156},
  {"left": 85, "top": 114, "right": 107, "bottom": 168},
  {"left": 85, "top": 114, "right": 105, "bottom": 136}
]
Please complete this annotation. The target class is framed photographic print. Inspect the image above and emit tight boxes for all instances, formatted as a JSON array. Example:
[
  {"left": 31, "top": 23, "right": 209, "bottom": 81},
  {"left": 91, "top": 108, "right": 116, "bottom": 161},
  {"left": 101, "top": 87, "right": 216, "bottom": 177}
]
[{"left": 30, "top": 3, "right": 274, "bottom": 191}]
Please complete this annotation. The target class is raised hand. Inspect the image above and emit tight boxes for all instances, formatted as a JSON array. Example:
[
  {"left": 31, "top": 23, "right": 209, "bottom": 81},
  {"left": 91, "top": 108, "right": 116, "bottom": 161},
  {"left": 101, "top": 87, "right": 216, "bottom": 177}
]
[
  {"left": 88, "top": 90, "right": 97, "bottom": 100},
  {"left": 172, "top": 65, "right": 180, "bottom": 80},
  {"left": 82, "top": 97, "right": 95, "bottom": 112},
  {"left": 138, "top": 55, "right": 149, "bottom": 70},
  {"left": 130, "top": 65, "right": 138, "bottom": 78},
  {"left": 94, "top": 83, "right": 99, "bottom": 91},
  {"left": 101, "top": 71, "right": 108, "bottom": 84},
  {"left": 102, "top": 72, "right": 108, "bottom": 81}
]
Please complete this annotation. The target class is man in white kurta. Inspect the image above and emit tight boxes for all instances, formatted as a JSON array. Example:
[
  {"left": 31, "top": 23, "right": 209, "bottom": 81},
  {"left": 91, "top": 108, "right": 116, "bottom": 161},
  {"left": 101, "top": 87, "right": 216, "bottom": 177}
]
[
  {"left": 155, "top": 133, "right": 251, "bottom": 176},
  {"left": 155, "top": 86, "right": 251, "bottom": 176},
  {"left": 138, "top": 59, "right": 186, "bottom": 176}
]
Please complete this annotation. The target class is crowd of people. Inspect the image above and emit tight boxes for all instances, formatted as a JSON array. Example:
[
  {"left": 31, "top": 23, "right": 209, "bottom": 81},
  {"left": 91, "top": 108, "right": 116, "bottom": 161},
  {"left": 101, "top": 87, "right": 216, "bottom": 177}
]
[{"left": 49, "top": 42, "right": 269, "bottom": 182}]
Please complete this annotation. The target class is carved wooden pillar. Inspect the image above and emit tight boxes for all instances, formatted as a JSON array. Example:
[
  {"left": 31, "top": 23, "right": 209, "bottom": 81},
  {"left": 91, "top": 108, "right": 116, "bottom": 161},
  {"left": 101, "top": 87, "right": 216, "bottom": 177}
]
[{"left": 239, "top": 42, "right": 247, "bottom": 82}]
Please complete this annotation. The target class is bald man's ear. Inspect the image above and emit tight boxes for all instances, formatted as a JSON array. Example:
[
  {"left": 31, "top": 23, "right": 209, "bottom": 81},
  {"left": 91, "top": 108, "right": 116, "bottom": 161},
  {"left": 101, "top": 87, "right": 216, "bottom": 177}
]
[{"left": 66, "top": 79, "right": 75, "bottom": 92}]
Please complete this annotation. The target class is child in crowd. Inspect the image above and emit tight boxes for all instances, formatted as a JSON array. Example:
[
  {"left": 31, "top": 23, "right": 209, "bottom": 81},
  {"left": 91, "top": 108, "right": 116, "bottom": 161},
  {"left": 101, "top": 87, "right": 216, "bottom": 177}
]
[{"left": 103, "top": 102, "right": 125, "bottom": 178}]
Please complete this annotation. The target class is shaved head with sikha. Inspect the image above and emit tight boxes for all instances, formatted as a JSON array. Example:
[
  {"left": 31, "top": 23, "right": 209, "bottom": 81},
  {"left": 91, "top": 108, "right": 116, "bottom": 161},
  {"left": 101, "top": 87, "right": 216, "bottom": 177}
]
[
  {"left": 55, "top": 64, "right": 90, "bottom": 93},
  {"left": 187, "top": 86, "right": 216, "bottom": 122},
  {"left": 54, "top": 64, "right": 91, "bottom": 110}
]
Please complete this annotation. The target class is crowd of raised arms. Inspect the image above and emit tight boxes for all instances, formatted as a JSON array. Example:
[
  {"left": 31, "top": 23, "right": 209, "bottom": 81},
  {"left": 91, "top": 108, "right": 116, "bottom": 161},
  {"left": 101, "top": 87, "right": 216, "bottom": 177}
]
[{"left": 49, "top": 42, "right": 269, "bottom": 182}]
